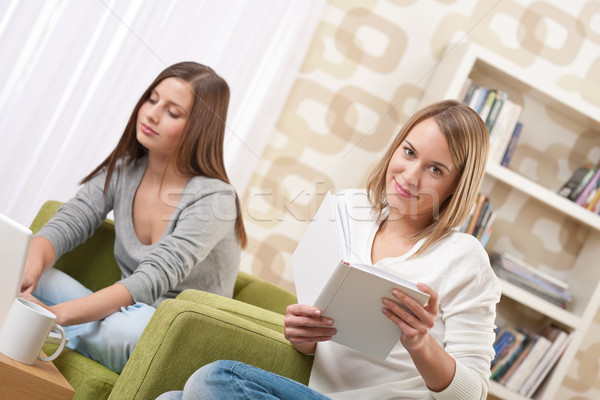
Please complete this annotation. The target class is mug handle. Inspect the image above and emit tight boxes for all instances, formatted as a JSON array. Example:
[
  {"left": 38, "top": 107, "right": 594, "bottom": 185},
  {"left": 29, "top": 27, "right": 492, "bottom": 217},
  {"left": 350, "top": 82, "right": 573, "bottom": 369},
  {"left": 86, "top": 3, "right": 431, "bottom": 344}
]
[{"left": 38, "top": 323, "right": 67, "bottom": 362}]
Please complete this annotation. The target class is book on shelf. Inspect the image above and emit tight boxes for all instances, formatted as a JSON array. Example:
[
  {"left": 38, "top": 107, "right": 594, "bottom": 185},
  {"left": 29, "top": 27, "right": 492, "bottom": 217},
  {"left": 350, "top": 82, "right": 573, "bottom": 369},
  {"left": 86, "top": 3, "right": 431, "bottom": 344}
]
[
  {"left": 488, "top": 99, "right": 522, "bottom": 164},
  {"left": 291, "top": 192, "right": 430, "bottom": 360},
  {"left": 490, "top": 327, "right": 527, "bottom": 377},
  {"left": 490, "top": 253, "right": 571, "bottom": 308},
  {"left": 478, "top": 89, "right": 498, "bottom": 123},
  {"left": 575, "top": 167, "right": 600, "bottom": 207},
  {"left": 485, "top": 90, "right": 508, "bottom": 133},
  {"left": 504, "top": 333, "right": 553, "bottom": 392},
  {"left": 491, "top": 328, "right": 529, "bottom": 382},
  {"left": 518, "top": 325, "right": 571, "bottom": 398},
  {"left": 469, "top": 86, "right": 489, "bottom": 114},
  {"left": 460, "top": 78, "right": 476, "bottom": 105},
  {"left": 568, "top": 163, "right": 599, "bottom": 202},
  {"left": 500, "top": 121, "right": 523, "bottom": 168},
  {"left": 456, "top": 193, "right": 494, "bottom": 246},
  {"left": 557, "top": 163, "right": 594, "bottom": 198},
  {"left": 466, "top": 193, "right": 488, "bottom": 234},
  {"left": 474, "top": 201, "right": 494, "bottom": 240},
  {"left": 589, "top": 188, "right": 600, "bottom": 213},
  {"left": 497, "top": 332, "right": 536, "bottom": 385}
]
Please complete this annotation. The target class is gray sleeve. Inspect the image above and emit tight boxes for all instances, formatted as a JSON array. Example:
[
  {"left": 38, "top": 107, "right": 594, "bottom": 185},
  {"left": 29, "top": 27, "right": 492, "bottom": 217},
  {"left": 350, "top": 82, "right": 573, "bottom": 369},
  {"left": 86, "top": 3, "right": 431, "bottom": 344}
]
[
  {"left": 118, "top": 183, "right": 239, "bottom": 305},
  {"left": 35, "top": 169, "right": 113, "bottom": 260}
]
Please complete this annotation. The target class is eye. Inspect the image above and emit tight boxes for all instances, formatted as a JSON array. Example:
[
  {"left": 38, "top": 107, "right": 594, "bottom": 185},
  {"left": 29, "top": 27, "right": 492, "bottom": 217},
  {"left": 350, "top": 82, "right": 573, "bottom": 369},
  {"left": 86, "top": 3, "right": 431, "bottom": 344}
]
[
  {"left": 430, "top": 165, "right": 443, "bottom": 175},
  {"left": 147, "top": 96, "right": 157, "bottom": 105},
  {"left": 403, "top": 147, "right": 415, "bottom": 157},
  {"left": 168, "top": 110, "right": 181, "bottom": 119}
]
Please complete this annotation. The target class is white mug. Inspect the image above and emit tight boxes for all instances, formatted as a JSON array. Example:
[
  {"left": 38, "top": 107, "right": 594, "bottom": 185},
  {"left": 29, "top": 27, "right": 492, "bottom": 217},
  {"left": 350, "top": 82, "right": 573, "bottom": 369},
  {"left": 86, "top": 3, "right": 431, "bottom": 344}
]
[{"left": 0, "top": 298, "right": 67, "bottom": 365}]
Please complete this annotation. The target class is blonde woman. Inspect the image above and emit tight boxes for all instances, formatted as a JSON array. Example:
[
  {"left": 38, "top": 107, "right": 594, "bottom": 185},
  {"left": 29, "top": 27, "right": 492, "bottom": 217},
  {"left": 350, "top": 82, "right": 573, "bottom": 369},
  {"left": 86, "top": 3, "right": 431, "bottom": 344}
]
[{"left": 158, "top": 99, "right": 500, "bottom": 400}]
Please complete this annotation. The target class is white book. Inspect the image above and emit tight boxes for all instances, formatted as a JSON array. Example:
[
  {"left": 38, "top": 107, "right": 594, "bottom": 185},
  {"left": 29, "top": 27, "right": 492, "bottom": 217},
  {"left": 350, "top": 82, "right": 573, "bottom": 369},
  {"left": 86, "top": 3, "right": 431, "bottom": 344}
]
[
  {"left": 504, "top": 335, "right": 552, "bottom": 392},
  {"left": 519, "top": 330, "right": 571, "bottom": 397},
  {"left": 291, "top": 192, "right": 430, "bottom": 360},
  {"left": 489, "top": 99, "right": 522, "bottom": 164}
]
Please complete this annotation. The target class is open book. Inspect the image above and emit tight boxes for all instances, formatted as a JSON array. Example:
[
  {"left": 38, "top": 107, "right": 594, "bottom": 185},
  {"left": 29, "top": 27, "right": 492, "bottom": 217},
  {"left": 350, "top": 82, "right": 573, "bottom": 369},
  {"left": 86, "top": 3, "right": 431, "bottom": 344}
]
[{"left": 291, "top": 192, "right": 430, "bottom": 359}]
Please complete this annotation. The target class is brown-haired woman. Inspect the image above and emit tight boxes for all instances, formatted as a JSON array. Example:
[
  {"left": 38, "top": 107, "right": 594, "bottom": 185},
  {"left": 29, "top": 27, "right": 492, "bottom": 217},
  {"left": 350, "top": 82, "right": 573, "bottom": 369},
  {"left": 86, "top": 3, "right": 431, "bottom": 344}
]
[{"left": 21, "top": 62, "right": 246, "bottom": 373}]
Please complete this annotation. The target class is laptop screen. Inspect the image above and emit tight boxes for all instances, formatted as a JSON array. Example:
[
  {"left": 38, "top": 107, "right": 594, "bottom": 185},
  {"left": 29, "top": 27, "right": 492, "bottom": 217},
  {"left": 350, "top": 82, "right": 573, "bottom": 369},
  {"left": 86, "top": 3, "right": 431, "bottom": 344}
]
[{"left": 0, "top": 214, "right": 32, "bottom": 328}]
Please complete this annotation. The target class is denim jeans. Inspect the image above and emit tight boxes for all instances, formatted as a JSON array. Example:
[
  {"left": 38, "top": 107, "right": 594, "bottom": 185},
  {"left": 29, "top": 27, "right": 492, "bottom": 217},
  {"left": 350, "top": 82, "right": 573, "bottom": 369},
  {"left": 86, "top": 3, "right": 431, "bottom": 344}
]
[
  {"left": 155, "top": 360, "right": 331, "bottom": 400},
  {"left": 34, "top": 268, "right": 155, "bottom": 373}
]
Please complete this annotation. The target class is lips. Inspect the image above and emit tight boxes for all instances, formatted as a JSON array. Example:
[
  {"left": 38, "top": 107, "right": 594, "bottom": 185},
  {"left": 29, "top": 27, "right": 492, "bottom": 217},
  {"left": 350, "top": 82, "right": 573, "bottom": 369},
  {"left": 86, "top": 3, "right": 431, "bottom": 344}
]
[
  {"left": 140, "top": 123, "right": 158, "bottom": 136},
  {"left": 394, "top": 179, "right": 417, "bottom": 199}
]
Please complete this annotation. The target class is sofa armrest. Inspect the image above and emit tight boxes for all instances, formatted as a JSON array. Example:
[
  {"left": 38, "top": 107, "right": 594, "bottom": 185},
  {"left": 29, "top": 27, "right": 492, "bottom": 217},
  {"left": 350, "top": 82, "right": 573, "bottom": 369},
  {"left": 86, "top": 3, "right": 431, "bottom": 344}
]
[
  {"left": 177, "top": 289, "right": 288, "bottom": 334},
  {"left": 109, "top": 298, "right": 313, "bottom": 400},
  {"left": 234, "top": 271, "right": 298, "bottom": 315}
]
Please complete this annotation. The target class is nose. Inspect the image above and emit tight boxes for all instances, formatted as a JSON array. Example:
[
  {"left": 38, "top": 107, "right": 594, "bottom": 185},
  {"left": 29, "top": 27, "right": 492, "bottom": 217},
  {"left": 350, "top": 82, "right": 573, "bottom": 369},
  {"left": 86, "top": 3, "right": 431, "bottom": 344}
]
[
  {"left": 403, "top": 163, "right": 420, "bottom": 187},
  {"left": 146, "top": 103, "right": 160, "bottom": 123}
]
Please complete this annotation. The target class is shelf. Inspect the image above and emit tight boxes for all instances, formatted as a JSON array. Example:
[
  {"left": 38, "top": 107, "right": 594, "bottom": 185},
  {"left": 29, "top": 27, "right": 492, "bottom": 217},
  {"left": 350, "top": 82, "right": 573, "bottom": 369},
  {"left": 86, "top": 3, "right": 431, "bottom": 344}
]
[
  {"left": 498, "top": 279, "right": 581, "bottom": 329},
  {"left": 489, "top": 380, "right": 529, "bottom": 400},
  {"left": 485, "top": 163, "right": 600, "bottom": 232}
]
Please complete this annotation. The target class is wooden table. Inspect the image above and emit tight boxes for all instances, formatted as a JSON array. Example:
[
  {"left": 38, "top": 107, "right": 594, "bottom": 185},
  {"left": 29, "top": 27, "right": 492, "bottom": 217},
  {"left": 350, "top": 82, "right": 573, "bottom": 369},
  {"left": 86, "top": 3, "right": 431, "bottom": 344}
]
[{"left": 0, "top": 351, "right": 74, "bottom": 400}]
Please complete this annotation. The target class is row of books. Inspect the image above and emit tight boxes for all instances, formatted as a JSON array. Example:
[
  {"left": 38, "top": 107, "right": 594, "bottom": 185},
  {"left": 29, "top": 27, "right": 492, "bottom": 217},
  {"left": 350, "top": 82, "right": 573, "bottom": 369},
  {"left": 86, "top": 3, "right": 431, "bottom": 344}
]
[
  {"left": 459, "top": 79, "right": 524, "bottom": 168},
  {"left": 491, "top": 323, "right": 571, "bottom": 398},
  {"left": 456, "top": 193, "right": 494, "bottom": 247},
  {"left": 490, "top": 253, "right": 572, "bottom": 309},
  {"left": 558, "top": 161, "right": 600, "bottom": 214}
]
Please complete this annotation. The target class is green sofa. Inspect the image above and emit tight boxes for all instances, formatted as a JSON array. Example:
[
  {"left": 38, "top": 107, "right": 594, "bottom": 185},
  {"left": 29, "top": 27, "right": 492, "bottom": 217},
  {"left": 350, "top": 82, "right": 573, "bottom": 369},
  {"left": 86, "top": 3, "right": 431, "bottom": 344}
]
[{"left": 33, "top": 201, "right": 313, "bottom": 400}]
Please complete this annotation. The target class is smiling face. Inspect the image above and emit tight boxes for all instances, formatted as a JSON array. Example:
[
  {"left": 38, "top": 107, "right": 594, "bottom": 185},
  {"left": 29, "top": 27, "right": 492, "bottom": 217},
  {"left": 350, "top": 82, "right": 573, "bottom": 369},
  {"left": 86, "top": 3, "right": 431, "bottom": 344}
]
[
  {"left": 385, "top": 117, "right": 460, "bottom": 224},
  {"left": 136, "top": 77, "right": 194, "bottom": 159}
]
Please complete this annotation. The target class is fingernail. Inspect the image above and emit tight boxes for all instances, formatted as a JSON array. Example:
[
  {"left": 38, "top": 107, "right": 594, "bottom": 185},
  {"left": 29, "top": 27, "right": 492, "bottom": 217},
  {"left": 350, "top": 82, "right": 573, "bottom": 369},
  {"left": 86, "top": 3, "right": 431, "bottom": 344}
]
[{"left": 327, "top": 319, "right": 334, "bottom": 325}]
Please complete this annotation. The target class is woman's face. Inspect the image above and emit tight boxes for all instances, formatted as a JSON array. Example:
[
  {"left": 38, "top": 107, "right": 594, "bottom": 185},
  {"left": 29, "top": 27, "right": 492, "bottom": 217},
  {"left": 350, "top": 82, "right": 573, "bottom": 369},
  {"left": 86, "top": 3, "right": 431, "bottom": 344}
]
[
  {"left": 385, "top": 117, "right": 460, "bottom": 223},
  {"left": 136, "top": 77, "right": 193, "bottom": 158}
]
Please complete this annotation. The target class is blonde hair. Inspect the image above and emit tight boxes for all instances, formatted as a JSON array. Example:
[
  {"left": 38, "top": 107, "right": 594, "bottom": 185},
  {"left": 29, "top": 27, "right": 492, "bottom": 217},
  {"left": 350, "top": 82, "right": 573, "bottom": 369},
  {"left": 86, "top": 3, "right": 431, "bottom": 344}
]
[{"left": 366, "top": 99, "right": 488, "bottom": 255}]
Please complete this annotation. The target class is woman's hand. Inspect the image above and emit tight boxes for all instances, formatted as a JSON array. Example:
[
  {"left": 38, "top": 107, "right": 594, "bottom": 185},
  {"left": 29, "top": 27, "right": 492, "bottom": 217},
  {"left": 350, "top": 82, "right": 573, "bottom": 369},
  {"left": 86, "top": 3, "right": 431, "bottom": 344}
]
[
  {"left": 284, "top": 304, "right": 336, "bottom": 355},
  {"left": 20, "top": 237, "right": 56, "bottom": 294},
  {"left": 382, "top": 283, "right": 439, "bottom": 352},
  {"left": 382, "top": 284, "right": 455, "bottom": 392}
]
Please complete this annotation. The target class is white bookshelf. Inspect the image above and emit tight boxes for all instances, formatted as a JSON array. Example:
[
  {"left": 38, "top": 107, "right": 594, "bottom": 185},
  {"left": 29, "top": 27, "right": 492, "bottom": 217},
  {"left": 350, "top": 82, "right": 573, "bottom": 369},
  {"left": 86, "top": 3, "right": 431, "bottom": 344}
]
[{"left": 421, "top": 41, "right": 600, "bottom": 400}]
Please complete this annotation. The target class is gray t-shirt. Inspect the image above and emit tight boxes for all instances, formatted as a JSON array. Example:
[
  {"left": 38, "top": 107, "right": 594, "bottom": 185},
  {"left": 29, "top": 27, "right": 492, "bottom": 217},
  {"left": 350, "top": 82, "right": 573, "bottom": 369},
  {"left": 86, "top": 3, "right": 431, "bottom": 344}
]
[{"left": 36, "top": 157, "right": 241, "bottom": 306}]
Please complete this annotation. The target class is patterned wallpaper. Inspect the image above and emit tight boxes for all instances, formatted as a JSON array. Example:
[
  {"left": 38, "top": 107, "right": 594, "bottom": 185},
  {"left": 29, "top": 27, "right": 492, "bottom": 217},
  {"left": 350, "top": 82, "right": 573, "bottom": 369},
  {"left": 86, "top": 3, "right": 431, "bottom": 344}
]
[{"left": 237, "top": 0, "right": 600, "bottom": 398}]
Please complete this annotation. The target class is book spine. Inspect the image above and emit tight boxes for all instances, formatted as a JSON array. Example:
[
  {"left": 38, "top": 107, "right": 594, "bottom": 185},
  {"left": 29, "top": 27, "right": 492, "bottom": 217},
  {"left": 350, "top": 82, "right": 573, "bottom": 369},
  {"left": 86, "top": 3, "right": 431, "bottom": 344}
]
[
  {"left": 478, "top": 89, "right": 497, "bottom": 122},
  {"left": 485, "top": 90, "right": 508, "bottom": 133},
  {"left": 575, "top": 167, "right": 600, "bottom": 206},
  {"left": 519, "top": 328, "right": 569, "bottom": 397},
  {"left": 491, "top": 103, "right": 522, "bottom": 164},
  {"left": 491, "top": 331, "right": 528, "bottom": 382},
  {"left": 500, "top": 122, "right": 522, "bottom": 168},
  {"left": 467, "top": 194, "right": 487, "bottom": 235},
  {"left": 461, "top": 80, "right": 477, "bottom": 104},
  {"left": 569, "top": 166, "right": 598, "bottom": 201},
  {"left": 504, "top": 336, "right": 552, "bottom": 392},
  {"left": 558, "top": 164, "right": 592, "bottom": 198}
]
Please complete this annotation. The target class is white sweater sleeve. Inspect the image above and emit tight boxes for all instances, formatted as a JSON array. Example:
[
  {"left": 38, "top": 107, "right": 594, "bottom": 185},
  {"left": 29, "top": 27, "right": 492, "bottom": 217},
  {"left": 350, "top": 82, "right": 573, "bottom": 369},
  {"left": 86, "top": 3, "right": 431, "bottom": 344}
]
[{"left": 431, "top": 235, "right": 501, "bottom": 400}]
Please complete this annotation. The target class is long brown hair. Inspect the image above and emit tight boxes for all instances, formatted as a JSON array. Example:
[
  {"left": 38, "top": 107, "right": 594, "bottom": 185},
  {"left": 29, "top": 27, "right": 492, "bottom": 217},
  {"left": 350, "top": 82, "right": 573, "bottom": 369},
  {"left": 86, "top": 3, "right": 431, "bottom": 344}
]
[
  {"left": 366, "top": 99, "right": 488, "bottom": 255},
  {"left": 82, "top": 62, "right": 247, "bottom": 248}
]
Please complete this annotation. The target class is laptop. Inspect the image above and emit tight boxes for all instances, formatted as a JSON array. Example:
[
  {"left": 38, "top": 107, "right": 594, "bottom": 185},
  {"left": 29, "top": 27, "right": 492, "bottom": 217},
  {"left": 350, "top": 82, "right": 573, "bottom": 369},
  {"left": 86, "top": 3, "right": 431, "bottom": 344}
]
[{"left": 0, "top": 213, "right": 32, "bottom": 328}]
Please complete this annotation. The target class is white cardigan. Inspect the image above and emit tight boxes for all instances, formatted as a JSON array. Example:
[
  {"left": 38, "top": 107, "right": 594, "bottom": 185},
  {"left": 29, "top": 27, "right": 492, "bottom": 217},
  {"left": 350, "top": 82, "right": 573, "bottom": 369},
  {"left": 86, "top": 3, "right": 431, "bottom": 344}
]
[{"left": 308, "top": 189, "right": 501, "bottom": 400}]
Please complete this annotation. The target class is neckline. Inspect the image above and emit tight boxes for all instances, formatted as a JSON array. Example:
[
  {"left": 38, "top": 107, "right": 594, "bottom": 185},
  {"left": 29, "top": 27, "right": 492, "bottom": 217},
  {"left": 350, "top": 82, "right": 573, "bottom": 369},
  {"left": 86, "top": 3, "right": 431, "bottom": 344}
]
[
  {"left": 126, "top": 157, "right": 191, "bottom": 247},
  {"left": 368, "top": 206, "right": 425, "bottom": 265}
]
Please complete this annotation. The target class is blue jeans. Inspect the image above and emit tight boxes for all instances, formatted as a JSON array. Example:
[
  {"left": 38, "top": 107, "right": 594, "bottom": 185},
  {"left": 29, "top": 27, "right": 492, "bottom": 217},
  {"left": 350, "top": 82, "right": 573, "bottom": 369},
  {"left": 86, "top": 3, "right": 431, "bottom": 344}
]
[
  {"left": 34, "top": 268, "right": 155, "bottom": 373},
  {"left": 155, "top": 360, "right": 331, "bottom": 400}
]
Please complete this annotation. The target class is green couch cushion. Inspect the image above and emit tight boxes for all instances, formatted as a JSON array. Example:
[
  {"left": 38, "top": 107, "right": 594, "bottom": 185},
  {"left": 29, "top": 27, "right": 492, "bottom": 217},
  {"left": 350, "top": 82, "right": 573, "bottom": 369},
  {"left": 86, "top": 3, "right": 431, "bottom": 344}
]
[
  {"left": 110, "top": 299, "right": 312, "bottom": 399},
  {"left": 234, "top": 271, "right": 297, "bottom": 315}
]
